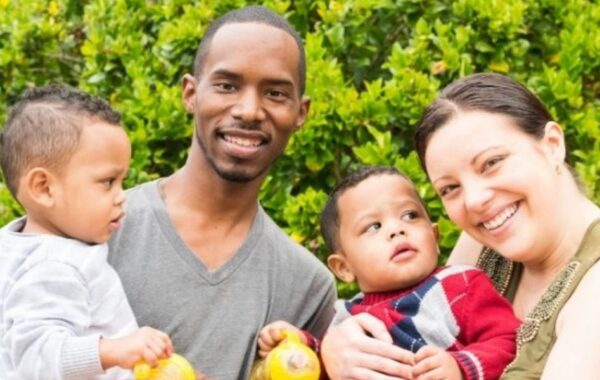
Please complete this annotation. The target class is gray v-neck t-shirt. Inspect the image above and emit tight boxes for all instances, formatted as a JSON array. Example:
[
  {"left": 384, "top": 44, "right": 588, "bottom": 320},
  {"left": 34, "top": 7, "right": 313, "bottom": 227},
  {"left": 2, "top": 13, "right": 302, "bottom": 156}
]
[{"left": 108, "top": 181, "right": 336, "bottom": 379}]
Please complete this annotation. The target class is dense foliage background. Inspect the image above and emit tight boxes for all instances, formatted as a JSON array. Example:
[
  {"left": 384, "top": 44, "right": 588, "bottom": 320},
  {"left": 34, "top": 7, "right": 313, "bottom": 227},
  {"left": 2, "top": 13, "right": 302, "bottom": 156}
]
[{"left": 1, "top": 0, "right": 599, "bottom": 296}]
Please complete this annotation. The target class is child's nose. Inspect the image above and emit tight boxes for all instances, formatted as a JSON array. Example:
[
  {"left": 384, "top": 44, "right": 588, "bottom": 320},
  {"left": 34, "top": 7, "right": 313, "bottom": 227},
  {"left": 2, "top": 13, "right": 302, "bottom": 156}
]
[
  {"left": 389, "top": 227, "right": 406, "bottom": 239},
  {"left": 114, "top": 188, "right": 126, "bottom": 205}
]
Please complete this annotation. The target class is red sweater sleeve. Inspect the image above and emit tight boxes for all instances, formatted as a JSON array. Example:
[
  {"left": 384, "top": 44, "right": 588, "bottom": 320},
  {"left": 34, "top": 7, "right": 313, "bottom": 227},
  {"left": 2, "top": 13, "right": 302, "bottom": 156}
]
[
  {"left": 450, "top": 270, "right": 520, "bottom": 380},
  {"left": 301, "top": 330, "right": 329, "bottom": 380}
]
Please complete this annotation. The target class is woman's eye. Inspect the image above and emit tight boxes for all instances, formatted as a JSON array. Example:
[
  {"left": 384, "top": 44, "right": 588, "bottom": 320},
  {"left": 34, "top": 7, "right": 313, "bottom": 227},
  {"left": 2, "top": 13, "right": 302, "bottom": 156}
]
[
  {"left": 439, "top": 184, "right": 458, "bottom": 198},
  {"left": 481, "top": 155, "right": 504, "bottom": 172},
  {"left": 365, "top": 222, "right": 381, "bottom": 233}
]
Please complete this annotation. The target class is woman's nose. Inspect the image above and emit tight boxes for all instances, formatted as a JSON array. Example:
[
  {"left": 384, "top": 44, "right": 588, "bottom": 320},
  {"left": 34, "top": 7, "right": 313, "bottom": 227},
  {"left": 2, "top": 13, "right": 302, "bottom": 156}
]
[{"left": 463, "top": 182, "right": 493, "bottom": 213}]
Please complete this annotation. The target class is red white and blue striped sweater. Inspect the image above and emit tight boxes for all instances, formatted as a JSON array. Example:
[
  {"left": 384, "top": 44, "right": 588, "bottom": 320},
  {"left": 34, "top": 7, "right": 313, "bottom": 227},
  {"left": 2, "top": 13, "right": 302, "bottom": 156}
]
[{"left": 308, "top": 265, "right": 520, "bottom": 380}]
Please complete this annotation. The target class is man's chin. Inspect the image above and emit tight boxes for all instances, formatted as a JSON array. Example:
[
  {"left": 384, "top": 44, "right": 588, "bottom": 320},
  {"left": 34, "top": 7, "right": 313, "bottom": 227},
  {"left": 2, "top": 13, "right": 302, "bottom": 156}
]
[{"left": 216, "top": 167, "right": 265, "bottom": 183}]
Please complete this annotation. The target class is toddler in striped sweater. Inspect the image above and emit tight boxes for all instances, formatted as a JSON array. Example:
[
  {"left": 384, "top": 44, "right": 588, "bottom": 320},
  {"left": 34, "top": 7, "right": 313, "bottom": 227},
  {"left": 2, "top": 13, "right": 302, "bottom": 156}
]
[
  {"left": 259, "top": 166, "right": 520, "bottom": 380},
  {"left": 0, "top": 85, "right": 172, "bottom": 379}
]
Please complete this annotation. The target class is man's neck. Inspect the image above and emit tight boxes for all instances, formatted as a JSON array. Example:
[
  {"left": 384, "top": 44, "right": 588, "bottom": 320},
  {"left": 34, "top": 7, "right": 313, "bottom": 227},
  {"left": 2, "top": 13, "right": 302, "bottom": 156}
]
[
  {"left": 164, "top": 159, "right": 263, "bottom": 221},
  {"left": 157, "top": 161, "right": 265, "bottom": 270}
]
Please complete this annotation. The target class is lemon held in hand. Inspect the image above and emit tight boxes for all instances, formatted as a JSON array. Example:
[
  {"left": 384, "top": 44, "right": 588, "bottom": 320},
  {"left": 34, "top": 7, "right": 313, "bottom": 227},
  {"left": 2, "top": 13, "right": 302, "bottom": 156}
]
[
  {"left": 134, "top": 353, "right": 196, "bottom": 380},
  {"left": 251, "top": 330, "right": 320, "bottom": 380}
]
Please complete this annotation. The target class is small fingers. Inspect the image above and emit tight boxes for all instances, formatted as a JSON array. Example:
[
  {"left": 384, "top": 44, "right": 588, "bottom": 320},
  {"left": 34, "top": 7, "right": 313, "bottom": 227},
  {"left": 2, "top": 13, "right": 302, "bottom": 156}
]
[
  {"left": 137, "top": 327, "right": 173, "bottom": 366},
  {"left": 412, "top": 355, "right": 438, "bottom": 378},
  {"left": 414, "top": 366, "right": 447, "bottom": 380},
  {"left": 355, "top": 352, "right": 414, "bottom": 379},
  {"left": 413, "top": 348, "right": 459, "bottom": 380},
  {"left": 415, "top": 345, "right": 441, "bottom": 363},
  {"left": 257, "top": 324, "right": 285, "bottom": 357}
]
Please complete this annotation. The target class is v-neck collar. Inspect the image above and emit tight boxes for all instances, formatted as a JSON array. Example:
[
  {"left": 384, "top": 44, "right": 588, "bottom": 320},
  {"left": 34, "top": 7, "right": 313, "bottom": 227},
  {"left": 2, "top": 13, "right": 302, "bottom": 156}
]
[{"left": 144, "top": 180, "right": 264, "bottom": 285}]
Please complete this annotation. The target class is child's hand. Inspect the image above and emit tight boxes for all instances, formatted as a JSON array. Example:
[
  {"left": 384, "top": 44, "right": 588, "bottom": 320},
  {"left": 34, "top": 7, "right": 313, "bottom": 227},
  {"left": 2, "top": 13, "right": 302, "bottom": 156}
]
[
  {"left": 257, "top": 320, "right": 304, "bottom": 358},
  {"left": 99, "top": 326, "right": 173, "bottom": 370},
  {"left": 412, "top": 345, "right": 464, "bottom": 380}
]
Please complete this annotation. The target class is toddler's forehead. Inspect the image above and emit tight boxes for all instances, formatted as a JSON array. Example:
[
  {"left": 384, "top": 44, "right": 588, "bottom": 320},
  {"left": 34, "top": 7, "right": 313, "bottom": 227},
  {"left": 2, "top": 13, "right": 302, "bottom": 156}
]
[{"left": 340, "top": 175, "right": 425, "bottom": 215}]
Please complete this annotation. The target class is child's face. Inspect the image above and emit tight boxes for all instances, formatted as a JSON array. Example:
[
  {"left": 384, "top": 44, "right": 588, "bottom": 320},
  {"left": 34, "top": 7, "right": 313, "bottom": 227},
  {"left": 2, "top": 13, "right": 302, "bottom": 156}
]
[
  {"left": 49, "top": 121, "right": 130, "bottom": 244},
  {"left": 329, "top": 174, "right": 439, "bottom": 293}
]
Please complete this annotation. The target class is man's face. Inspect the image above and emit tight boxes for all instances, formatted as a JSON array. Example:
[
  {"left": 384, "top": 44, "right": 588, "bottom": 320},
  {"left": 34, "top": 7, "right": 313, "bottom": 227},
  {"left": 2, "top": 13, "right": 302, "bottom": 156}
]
[{"left": 182, "top": 22, "right": 310, "bottom": 183}]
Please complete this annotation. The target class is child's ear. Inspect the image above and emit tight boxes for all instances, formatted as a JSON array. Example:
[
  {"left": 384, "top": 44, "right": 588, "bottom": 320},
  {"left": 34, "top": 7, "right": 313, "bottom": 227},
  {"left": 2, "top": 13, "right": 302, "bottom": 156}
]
[
  {"left": 432, "top": 223, "right": 440, "bottom": 243},
  {"left": 327, "top": 253, "right": 356, "bottom": 283},
  {"left": 23, "top": 167, "right": 56, "bottom": 208}
]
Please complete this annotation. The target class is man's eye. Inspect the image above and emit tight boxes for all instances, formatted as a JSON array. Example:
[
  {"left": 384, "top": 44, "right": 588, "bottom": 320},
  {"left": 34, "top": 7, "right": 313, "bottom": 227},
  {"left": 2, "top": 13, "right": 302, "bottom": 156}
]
[
  {"left": 365, "top": 222, "right": 381, "bottom": 232},
  {"left": 215, "top": 83, "right": 235, "bottom": 92}
]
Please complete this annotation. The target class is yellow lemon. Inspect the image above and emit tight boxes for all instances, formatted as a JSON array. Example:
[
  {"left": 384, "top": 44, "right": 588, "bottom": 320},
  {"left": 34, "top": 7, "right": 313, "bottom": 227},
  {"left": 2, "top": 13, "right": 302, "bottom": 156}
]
[{"left": 134, "top": 354, "right": 196, "bottom": 380}]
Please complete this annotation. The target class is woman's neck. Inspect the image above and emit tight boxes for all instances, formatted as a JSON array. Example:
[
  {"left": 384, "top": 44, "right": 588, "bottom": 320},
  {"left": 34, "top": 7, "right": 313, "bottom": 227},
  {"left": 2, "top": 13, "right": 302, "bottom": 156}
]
[
  {"left": 524, "top": 194, "right": 599, "bottom": 274},
  {"left": 514, "top": 194, "right": 600, "bottom": 317}
]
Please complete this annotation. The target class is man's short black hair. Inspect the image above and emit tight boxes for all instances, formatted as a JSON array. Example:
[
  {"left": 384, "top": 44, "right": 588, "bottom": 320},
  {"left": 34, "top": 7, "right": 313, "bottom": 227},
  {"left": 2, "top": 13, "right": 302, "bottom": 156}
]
[{"left": 193, "top": 5, "right": 306, "bottom": 95}]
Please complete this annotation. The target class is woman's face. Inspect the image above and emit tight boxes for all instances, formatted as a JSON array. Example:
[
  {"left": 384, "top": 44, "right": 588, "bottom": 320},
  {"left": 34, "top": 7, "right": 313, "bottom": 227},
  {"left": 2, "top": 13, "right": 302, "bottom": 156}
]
[{"left": 424, "top": 110, "right": 564, "bottom": 263}]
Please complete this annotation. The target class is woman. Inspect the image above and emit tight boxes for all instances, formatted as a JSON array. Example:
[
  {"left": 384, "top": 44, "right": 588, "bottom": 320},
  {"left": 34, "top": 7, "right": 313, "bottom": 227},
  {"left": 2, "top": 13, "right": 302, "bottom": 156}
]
[{"left": 321, "top": 73, "right": 600, "bottom": 379}]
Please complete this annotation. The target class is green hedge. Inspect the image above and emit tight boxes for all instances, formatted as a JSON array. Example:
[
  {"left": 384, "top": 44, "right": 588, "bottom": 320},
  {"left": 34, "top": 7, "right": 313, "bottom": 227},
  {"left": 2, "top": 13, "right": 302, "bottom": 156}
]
[{"left": 1, "top": 0, "right": 599, "bottom": 297}]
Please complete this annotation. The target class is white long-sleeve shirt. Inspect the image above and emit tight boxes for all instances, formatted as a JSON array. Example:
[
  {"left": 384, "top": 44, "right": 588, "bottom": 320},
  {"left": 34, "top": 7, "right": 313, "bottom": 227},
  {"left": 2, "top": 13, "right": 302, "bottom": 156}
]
[{"left": 0, "top": 218, "right": 137, "bottom": 380}]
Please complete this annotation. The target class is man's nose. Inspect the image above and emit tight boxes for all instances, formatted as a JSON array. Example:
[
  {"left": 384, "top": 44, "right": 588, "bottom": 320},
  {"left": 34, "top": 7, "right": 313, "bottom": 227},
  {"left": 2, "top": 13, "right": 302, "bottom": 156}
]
[{"left": 231, "top": 89, "right": 266, "bottom": 122}]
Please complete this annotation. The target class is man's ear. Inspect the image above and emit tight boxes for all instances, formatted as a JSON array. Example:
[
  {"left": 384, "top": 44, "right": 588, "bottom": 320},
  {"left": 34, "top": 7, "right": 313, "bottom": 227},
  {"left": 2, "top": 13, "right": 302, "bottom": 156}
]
[
  {"left": 22, "top": 167, "right": 56, "bottom": 208},
  {"left": 181, "top": 74, "right": 198, "bottom": 114},
  {"left": 327, "top": 253, "right": 356, "bottom": 283},
  {"left": 294, "top": 96, "right": 311, "bottom": 131},
  {"left": 542, "top": 121, "right": 566, "bottom": 163}
]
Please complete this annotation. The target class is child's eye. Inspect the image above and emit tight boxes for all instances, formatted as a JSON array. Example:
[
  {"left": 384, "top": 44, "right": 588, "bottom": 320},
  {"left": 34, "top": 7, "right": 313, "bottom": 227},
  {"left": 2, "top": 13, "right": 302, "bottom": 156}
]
[
  {"left": 365, "top": 222, "right": 381, "bottom": 233},
  {"left": 102, "top": 178, "right": 115, "bottom": 188},
  {"left": 266, "top": 89, "right": 288, "bottom": 100},
  {"left": 401, "top": 211, "right": 419, "bottom": 221}
]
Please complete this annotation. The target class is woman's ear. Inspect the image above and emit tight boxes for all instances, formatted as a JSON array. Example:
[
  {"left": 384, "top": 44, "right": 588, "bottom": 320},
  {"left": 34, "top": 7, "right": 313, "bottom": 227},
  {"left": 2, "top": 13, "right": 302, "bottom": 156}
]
[
  {"left": 327, "top": 253, "right": 356, "bottom": 283},
  {"left": 22, "top": 167, "right": 56, "bottom": 208},
  {"left": 542, "top": 121, "right": 566, "bottom": 164}
]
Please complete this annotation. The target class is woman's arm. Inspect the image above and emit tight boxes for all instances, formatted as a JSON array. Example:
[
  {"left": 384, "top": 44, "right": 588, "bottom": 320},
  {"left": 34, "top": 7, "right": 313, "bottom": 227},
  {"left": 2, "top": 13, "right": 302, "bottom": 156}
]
[
  {"left": 542, "top": 261, "right": 600, "bottom": 379},
  {"left": 447, "top": 231, "right": 483, "bottom": 265},
  {"left": 320, "top": 313, "right": 414, "bottom": 380}
]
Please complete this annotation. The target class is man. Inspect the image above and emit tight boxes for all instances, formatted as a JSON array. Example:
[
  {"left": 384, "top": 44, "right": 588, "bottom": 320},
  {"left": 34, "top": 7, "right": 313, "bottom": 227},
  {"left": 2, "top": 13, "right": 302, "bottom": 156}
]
[{"left": 108, "top": 6, "right": 336, "bottom": 379}]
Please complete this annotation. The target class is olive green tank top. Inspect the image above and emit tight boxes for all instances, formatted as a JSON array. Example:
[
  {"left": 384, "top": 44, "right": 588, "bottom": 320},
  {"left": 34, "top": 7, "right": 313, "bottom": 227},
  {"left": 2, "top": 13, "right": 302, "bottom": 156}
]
[{"left": 477, "top": 219, "right": 600, "bottom": 379}]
